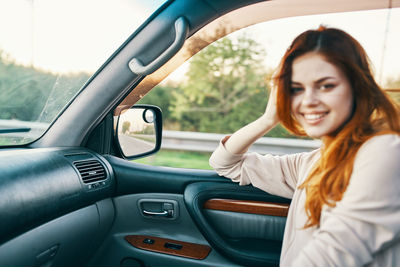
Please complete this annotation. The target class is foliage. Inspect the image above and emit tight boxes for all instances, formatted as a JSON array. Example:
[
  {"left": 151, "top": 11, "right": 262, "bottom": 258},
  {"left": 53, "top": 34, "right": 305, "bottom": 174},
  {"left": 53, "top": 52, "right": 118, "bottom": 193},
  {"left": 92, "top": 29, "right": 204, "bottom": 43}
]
[
  {"left": 134, "top": 150, "right": 212, "bottom": 169},
  {"left": 170, "top": 34, "right": 268, "bottom": 133},
  {"left": 122, "top": 121, "right": 131, "bottom": 133},
  {"left": 139, "top": 34, "right": 297, "bottom": 138},
  {"left": 138, "top": 84, "right": 179, "bottom": 129},
  {"left": 0, "top": 50, "right": 90, "bottom": 123}
]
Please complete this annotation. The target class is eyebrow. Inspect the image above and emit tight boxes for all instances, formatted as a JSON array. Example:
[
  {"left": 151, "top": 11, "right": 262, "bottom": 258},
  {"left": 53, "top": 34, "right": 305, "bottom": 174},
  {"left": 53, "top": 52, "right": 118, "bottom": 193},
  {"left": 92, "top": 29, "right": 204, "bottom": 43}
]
[{"left": 291, "top": 76, "right": 336, "bottom": 85}]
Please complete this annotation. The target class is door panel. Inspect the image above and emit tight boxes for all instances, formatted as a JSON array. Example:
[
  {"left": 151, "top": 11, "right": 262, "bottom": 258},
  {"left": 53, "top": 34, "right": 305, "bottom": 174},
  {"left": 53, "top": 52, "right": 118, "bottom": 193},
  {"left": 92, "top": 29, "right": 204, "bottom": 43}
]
[
  {"left": 184, "top": 182, "right": 291, "bottom": 267},
  {"left": 124, "top": 235, "right": 211, "bottom": 260},
  {"left": 204, "top": 199, "right": 289, "bottom": 217},
  {"left": 92, "top": 157, "right": 291, "bottom": 266},
  {"left": 89, "top": 193, "right": 241, "bottom": 267},
  {"left": 203, "top": 210, "right": 286, "bottom": 242},
  {"left": 105, "top": 156, "right": 224, "bottom": 195}
]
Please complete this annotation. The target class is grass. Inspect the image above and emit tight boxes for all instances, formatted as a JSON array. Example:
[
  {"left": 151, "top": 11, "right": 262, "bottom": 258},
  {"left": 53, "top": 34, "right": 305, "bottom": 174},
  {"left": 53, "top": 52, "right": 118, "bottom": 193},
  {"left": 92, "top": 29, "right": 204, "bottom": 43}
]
[
  {"left": 134, "top": 150, "right": 213, "bottom": 170},
  {"left": 0, "top": 136, "right": 27, "bottom": 146}
]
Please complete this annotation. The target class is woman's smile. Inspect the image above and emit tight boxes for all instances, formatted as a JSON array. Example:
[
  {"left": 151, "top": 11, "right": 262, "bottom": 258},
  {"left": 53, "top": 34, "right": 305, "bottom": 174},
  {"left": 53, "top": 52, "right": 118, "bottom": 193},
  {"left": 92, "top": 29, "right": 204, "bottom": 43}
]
[
  {"left": 301, "top": 112, "right": 329, "bottom": 124},
  {"left": 290, "top": 52, "right": 354, "bottom": 139}
]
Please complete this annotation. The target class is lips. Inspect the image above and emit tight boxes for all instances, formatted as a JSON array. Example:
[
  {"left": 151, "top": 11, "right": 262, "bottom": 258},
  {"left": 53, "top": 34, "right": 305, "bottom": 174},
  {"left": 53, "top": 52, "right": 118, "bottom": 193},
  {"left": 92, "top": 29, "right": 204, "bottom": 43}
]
[{"left": 302, "top": 112, "right": 328, "bottom": 124}]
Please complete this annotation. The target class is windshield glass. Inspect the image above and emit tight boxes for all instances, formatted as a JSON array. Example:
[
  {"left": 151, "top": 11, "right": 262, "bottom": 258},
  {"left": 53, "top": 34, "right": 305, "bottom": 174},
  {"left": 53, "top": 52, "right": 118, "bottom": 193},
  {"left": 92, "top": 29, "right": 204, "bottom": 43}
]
[{"left": 0, "top": 0, "right": 166, "bottom": 146}]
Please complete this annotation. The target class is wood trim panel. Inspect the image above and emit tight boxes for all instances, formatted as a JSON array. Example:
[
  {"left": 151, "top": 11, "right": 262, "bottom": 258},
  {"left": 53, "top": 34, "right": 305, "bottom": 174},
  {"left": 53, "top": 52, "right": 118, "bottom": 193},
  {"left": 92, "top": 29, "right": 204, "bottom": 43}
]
[
  {"left": 204, "top": 198, "right": 289, "bottom": 217},
  {"left": 125, "top": 235, "right": 211, "bottom": 260}
]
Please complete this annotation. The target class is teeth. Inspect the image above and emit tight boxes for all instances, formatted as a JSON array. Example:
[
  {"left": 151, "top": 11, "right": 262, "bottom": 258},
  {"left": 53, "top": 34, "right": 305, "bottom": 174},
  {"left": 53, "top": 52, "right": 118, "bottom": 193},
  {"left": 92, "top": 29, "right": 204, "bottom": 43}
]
[{"left": 304, "top": 113, "right": 325, "bottom": 120}]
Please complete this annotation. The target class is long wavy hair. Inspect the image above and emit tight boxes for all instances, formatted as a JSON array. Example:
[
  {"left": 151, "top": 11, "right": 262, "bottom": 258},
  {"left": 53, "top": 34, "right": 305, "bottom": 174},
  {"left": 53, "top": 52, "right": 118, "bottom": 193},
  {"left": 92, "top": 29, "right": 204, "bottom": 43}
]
[{"left": 274, "top": 26, "right": 400, "bottom": 228}]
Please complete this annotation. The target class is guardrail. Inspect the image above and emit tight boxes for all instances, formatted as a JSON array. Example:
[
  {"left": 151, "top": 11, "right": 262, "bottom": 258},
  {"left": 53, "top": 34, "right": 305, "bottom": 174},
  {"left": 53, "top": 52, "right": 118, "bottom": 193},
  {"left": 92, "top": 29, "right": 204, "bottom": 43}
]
[
  {"left": 162, "top": 130, "right": 321, "bottom": 155},
  {"left": 0, "top": 119, "right": 321, "bottom": 155}
]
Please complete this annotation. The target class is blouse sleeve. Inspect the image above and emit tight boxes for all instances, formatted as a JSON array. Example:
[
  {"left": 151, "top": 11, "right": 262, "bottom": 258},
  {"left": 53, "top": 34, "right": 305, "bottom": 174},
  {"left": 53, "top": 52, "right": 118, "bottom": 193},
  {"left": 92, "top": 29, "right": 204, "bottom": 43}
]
[
  {"left": 292, "top": 134, "right": 400, "bottom": 266},
  {"left": 209, "top": 135, "right": 320, "bottom": 199}
]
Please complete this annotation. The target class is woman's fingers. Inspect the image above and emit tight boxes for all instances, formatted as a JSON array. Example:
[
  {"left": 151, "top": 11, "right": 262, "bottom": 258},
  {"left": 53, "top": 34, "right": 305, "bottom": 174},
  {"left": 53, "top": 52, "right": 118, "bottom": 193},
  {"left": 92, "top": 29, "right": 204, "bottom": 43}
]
[{"left": 263, "top": 81, "right": 280, "bottom": 127}]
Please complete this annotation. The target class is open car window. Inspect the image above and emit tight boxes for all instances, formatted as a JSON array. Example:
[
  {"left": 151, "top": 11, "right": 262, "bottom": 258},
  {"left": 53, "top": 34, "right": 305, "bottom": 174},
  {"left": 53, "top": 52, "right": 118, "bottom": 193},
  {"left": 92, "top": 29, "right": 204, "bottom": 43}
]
[
  {"left": 0, "top": 0, "right": 167, "bottom": 146},
  {"left": 134, "top": 7, "right": 400, "bottom": 169}
]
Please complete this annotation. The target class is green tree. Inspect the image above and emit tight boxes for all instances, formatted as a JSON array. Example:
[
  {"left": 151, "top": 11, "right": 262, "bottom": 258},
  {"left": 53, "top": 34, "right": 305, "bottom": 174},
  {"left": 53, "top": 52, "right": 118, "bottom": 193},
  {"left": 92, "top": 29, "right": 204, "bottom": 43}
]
[
  {"left": 122, "top": 121, "right": 131, "bottom": 133},
  {"left": 171, "top": 34, "right": 267, "bottom": 133},
  {"left": 169, "top": 33, "right": 295, "bottom": 137},
  {"left": 0, "top": 50, "right": 90, "bottom": 122},
  {"left": 138, "top": 83, "right": 179, "bottom": 129}
]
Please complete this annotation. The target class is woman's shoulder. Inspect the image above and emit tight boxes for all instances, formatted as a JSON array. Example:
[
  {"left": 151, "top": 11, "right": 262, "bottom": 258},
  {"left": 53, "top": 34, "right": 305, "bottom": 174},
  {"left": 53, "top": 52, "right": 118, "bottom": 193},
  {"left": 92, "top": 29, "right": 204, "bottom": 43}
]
[
  {"left": 348, "top": 134, "right": 400, "bottom": 199},
  {"left": 353, "top": 133, "right": 400, "bottom": 181},
  {"left": 358, "top": 133, "right": 400, "bottom": 155}
]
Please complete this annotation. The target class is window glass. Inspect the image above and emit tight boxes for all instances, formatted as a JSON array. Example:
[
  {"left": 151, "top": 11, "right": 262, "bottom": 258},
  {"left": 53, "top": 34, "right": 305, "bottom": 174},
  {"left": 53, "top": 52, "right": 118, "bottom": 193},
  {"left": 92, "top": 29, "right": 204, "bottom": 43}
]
[
  {"left": 136, "top": 8, "right": 400, "bottom": 169},
  {"left": 382, "top": 8, "right": 400, "bottom": 102},
  {"left": 0, "top": 0, "right": 166, "bottom": 146}
]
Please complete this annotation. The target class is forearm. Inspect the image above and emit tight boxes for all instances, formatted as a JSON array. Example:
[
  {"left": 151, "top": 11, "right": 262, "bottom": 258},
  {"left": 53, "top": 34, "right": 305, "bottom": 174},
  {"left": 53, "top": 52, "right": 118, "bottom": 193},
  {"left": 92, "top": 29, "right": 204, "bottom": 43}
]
[{"left": 224, "top": 114, "right": 277, "bottom": 154}]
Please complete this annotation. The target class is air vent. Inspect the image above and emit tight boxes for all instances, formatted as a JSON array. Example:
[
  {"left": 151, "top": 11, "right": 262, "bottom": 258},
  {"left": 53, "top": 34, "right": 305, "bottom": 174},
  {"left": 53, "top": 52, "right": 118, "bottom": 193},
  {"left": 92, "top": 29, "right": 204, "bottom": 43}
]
[{"left": 73, "top": 159, "right": 106, "bottom": 184}]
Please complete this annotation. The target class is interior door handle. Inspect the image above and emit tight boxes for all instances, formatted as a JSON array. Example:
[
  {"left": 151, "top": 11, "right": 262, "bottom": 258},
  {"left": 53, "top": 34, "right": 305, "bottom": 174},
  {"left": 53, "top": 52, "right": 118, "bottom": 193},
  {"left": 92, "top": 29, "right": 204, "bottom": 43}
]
[
  {"left": 142, "top": 210, "right": 169, "bottom": 217},
  {"left": 128, "top": 17, "right": 189, "bottom": 75},
  {"left": 138, "top": 199, "right": 178, "bottom": 219}
]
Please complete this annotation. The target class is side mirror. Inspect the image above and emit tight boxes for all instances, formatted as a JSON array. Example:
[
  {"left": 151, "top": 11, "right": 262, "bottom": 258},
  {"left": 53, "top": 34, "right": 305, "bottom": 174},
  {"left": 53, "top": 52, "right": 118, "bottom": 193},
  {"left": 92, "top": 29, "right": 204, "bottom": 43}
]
[{"left": 116, "top": 105, "right": 162, "bottom": 159}]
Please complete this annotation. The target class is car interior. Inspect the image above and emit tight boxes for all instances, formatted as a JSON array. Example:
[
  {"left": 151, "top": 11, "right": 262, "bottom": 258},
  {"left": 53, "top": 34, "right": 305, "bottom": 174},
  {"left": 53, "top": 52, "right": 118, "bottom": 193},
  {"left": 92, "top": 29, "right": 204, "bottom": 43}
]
[{"left": 0, "top": 0, "right": 398, "bottom": 266}]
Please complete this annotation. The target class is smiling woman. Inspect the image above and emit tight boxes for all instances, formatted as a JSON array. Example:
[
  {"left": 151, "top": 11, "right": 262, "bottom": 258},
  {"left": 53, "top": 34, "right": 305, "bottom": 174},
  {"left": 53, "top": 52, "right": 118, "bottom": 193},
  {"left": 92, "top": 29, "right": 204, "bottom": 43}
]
[
  {"left": 1, "top": 1, "right": 400, "bottom": 267},
  {"left": 290, "top": 52, "right": 354, "bottom": 139},
  {"left": 210, "top": 26, "right": 400, "bottom": 266},
  {"left": 130, "top": 5, "right": 400, "bottom": 171}
]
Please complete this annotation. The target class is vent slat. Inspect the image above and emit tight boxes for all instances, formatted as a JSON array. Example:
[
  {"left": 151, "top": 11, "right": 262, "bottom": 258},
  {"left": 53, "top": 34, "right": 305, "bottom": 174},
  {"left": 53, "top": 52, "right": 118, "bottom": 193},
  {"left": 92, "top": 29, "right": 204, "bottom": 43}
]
[
  {"left": 73, "top": 159, "right": 107, "bottom": 184},
  {"left": 81, "top": 171, "right": 105, "bottom": 177},
  {"left": 81, "top": 173, "right": 105, "bottom": 179},
  {"left": 75, "top": 162, "right": 100, "bottom": 167},
  {"left": 84, "top": 177, "right": 106, "bottom": 183},
  {"left": 78, "top": 167, "right": 104, "bottom": 173},
  {"left": 78, "top": 168, "right": 104, "bottom": 173},
  {"left": 75, "top": 162, "right": 100, "bottom": 168}
]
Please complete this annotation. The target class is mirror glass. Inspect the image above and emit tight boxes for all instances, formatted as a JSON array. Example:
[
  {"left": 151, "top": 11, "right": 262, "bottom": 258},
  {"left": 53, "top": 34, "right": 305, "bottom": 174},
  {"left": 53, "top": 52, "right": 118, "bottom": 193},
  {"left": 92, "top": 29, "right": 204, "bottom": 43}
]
[
  {"left": 143, "top": 109, "right": 155, "bottom": 123},
  {"left": 118, "top": 108, "right": 157, "bottom": 157}
]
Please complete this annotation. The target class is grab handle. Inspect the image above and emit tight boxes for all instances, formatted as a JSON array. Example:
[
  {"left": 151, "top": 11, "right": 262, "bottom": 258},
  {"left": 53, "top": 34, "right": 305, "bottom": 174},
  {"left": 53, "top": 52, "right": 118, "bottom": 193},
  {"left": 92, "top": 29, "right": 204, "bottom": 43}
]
[{"left": 129, "top": 17, "right": 189, "bottom": 75}]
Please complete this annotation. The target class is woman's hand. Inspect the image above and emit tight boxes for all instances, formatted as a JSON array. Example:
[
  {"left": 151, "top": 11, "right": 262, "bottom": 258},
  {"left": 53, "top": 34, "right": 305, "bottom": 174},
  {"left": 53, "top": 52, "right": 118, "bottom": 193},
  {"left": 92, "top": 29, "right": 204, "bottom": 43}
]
[
  {"left": 261, "top": 80, "right": 280, "bottom": 130},
  {"left": 223, "top": 82, "right": 281, "bottom": 154}
]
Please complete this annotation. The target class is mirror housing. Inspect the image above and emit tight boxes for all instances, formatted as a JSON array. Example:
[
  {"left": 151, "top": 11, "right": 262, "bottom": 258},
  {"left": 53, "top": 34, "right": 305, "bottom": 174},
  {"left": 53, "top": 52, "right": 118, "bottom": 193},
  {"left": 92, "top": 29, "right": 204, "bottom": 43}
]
[{"left": 115, "top": 105, "right": 162, "bottom": 159}]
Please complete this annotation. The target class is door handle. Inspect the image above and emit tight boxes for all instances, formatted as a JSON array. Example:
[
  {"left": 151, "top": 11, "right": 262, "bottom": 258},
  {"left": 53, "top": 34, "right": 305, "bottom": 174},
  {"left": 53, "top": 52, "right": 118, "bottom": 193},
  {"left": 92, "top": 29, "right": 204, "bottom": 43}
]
[
  {"left": 128, "top": 17, "right": 189, "bottom": 75},
  {"left": 142, "top": 210, "right": 170, "bottom": 217},
  {"left": 138, "top": 199, "right": 178, "bottom": 219}
]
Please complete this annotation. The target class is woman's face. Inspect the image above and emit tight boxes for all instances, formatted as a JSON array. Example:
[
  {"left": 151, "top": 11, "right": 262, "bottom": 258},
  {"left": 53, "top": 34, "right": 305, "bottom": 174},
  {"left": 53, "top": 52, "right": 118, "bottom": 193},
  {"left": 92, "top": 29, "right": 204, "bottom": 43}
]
[{"left": 290, "top": 52, "right": 354, "bottom": 139}]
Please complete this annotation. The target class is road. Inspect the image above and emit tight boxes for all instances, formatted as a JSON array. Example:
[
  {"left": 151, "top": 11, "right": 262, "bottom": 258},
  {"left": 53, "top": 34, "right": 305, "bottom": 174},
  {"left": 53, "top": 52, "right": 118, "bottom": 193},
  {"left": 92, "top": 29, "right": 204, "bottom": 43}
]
[{"left": 118, "top": 134, "right": 155, "bottom": 156}]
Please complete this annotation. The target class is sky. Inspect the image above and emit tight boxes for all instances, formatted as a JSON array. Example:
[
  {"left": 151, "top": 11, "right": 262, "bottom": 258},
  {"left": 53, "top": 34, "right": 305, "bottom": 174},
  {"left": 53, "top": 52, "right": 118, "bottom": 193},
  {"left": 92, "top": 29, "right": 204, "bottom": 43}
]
[
  {"left": 245, "top": 8, "right": 400, "bottom": 84},
  {"left": 0, "top": 1, "right": 399, "bottom": 84},
  {"left": 0, "top": 0, "right": 166, "bottom": 73},
  {"left": 167, "top": 8, "right": 400, "bottom": 85}
]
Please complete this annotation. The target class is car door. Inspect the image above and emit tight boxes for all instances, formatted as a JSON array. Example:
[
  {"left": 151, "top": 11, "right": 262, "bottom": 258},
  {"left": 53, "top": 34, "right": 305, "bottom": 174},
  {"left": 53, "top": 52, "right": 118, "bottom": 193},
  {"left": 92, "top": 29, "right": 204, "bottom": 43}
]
[
  {"left": 86, "top": 156, "right": 289, "bottom": 266},
  {"left": 1, "top": 0, "right": 398, "bottom": 266},
  {"left": 84, "top": 1, "right": 399, "bottom": 267}
]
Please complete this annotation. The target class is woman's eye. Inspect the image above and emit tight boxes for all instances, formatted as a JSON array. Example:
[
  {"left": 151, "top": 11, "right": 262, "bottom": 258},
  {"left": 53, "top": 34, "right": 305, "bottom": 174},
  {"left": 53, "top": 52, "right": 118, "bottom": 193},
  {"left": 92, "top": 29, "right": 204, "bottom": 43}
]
[
  {"left": 320, "top": 84, "right": 335, "bottom": 90},
  {"left": 290, "top": 87, "right": 303, "bottom": 94}
]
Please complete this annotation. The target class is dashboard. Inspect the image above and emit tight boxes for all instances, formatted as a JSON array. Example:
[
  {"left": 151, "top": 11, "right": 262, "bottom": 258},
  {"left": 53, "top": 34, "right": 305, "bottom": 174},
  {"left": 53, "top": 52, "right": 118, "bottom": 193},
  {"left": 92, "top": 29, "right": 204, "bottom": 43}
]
[{"left": 0, "top": 147, "right": 115, "bottom": 266}]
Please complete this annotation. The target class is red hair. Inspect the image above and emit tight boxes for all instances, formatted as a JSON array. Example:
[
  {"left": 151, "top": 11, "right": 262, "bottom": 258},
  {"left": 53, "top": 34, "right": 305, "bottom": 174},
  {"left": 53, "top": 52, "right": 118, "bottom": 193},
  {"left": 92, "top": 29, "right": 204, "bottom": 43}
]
[{"left": 274, "top": 26, "right": 400, "bottom": 228}]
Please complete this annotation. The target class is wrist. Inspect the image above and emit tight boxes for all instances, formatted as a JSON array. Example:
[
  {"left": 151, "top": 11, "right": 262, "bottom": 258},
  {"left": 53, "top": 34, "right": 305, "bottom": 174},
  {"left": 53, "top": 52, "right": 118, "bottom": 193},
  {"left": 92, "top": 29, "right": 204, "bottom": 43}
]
[{"left": 257, "top": 114, "right": 278, "bottom": 133}]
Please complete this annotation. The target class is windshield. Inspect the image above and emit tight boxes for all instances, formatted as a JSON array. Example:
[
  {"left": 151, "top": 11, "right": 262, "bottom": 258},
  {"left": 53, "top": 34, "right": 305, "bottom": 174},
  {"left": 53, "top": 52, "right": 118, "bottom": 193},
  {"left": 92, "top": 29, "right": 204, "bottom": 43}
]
[{"left": 0, "top": 0, "right": 166, "bottom": 146}]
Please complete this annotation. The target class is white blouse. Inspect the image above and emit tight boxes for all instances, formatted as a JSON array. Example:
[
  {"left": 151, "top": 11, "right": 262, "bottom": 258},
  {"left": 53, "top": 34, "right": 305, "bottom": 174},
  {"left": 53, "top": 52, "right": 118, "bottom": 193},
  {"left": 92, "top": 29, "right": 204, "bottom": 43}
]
[{"left": 209, "top": 134, "right": 400, "bottom": 266}]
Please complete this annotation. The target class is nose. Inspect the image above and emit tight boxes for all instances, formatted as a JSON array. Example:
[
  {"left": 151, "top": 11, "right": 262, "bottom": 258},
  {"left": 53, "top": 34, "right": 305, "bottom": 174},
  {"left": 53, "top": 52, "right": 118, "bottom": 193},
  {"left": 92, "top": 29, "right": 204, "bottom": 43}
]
[{"left": 301, "top": 88, "right": 319, "bottom": 106}]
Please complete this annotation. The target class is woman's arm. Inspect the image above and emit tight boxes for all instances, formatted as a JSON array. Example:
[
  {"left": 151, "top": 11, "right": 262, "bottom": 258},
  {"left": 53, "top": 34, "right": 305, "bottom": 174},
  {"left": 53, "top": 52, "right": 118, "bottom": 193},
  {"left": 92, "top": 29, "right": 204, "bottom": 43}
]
[
  {"left": 209, "top": 85, "right": 320, "bottom": 199},
  {"left": 224, "top": 85, "right": 279, "bottom": 154}
]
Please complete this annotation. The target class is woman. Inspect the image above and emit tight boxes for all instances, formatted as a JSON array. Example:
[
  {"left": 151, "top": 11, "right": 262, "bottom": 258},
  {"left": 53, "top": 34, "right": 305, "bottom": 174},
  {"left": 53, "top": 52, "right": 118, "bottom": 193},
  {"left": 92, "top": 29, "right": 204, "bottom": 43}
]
[{"left": 209, "top": 26, "right": 400, "bottom": 266}]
